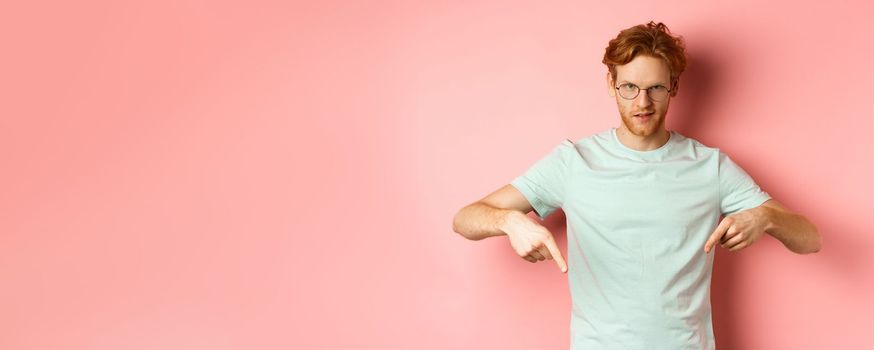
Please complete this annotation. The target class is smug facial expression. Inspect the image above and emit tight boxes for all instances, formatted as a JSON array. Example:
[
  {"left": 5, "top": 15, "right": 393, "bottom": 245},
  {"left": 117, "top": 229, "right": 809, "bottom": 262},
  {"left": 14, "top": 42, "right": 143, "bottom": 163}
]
[{"left": 607, "top": 55, "right": 674, "bottom": 138}]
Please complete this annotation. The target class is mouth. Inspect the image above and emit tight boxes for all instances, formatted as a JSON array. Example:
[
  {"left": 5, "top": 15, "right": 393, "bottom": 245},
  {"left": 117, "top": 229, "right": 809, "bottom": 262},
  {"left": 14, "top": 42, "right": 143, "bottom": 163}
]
[{"left": 633, "top": 112, "right": 654, "bottom": 122}]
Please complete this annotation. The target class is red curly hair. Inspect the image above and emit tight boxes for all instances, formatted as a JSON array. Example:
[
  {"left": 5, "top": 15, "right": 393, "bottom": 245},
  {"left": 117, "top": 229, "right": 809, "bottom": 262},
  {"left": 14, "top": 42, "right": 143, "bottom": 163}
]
[{"left": 602, "top": 21, "right": 687, "bottom": 96}]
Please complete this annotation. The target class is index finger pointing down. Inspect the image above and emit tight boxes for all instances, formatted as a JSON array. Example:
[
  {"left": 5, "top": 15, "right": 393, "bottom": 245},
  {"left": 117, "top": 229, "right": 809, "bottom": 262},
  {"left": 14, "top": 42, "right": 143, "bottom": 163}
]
[{"left": 544, "top": 238, "right": 567, "bottom": 273}]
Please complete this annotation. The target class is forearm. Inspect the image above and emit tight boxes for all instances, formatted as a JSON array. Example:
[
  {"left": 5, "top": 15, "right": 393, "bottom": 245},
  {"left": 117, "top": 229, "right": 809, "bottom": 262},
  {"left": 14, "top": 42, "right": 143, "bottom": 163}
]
[
  {"left": 452, "top": 202, "right": 520, "bottom": 241},
  {"left": 761, "top": 206, "right": 822, "bottom": 254}
]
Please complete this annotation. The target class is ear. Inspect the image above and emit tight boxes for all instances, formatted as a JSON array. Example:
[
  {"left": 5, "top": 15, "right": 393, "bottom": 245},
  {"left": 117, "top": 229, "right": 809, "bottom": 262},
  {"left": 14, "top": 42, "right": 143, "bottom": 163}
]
[
  {"left": 607, "top": 72, "right": 615, "bottom": 97},
  {"left": 670, "top": 78, "right": 680, "bottom": 96}
]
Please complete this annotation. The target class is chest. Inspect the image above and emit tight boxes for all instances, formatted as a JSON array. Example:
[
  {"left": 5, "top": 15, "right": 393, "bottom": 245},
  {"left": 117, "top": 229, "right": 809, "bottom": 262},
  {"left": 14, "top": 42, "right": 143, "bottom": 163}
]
[{"left": 564, "top": 159, "right": 719, "bottom": 232}]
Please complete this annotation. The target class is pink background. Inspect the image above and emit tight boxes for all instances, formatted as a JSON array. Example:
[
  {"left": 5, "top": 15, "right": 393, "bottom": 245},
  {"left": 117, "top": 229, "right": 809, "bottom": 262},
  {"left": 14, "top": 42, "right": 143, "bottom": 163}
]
[{"left": 2, "top": 1, "right": 872, "bottom": 349}]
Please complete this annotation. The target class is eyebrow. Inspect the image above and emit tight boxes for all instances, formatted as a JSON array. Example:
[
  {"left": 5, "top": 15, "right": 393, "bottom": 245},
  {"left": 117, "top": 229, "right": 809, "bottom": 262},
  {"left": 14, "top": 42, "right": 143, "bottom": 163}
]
[{"left": 619, "top": 80, "right": 668, "bottom": 87}]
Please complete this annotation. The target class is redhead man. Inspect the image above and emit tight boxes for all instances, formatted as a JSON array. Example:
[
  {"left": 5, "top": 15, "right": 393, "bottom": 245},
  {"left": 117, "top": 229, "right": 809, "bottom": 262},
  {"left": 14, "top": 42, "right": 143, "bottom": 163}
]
[{"left": 452, "top": 21, "right": 821, "bottom": 350}]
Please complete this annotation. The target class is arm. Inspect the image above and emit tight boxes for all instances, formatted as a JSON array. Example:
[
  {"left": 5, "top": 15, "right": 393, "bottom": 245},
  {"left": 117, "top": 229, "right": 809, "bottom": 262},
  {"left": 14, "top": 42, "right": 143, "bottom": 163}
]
[
  {"left": 452, "top": 184, "right": 533, "bottom": 241},
  {"left": 453, "top": 184, "right": 568, "bottom": 272},
  {"left": 704, "top": 198, "right": 822, "bottom": 254},
  {"left": 758, "top": 198, "right": 822, "bottom": 254}
]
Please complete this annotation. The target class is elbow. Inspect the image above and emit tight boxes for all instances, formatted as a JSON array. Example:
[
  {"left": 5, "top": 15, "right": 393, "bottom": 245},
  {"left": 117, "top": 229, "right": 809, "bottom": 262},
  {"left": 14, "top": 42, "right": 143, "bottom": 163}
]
[
  {"left": 809, "top": 230, "right": 823, "bottom": 254},
  {"left": 452, "top": 208, "right": 472, "bottom": 240},
  {"left": 451, "top": 212, "right": 463, "bottom": 236},
  {"left": 453, "top": 206, "right": 487, "bottom": 241},
  {"left": 798, "top": 248, "right": 819, "bottom": 255},
  {"left": 797, "top": 228, "right": 823, "bottom": 255},
  {"left": 791, "top": 245, "right": 819, "bottom": 255},
  {"left": 796, "top": 246, "right": 820, "bottom": 255}
]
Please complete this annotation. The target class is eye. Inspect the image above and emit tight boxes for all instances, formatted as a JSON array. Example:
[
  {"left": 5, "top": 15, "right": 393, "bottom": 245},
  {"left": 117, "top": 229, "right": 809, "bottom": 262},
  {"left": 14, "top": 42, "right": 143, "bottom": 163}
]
[
  {"left": 650, "top": 85, "right": 667, "bottom": 91},
  {"left": 620, "top": 83, "right": 637, "bottom": 89}
]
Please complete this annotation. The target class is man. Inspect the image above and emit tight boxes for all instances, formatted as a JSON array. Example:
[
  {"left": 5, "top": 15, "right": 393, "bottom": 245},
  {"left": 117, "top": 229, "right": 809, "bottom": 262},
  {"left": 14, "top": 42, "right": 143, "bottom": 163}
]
[{"left": 451, "top": 21, "right": 821, "bottom": 350}]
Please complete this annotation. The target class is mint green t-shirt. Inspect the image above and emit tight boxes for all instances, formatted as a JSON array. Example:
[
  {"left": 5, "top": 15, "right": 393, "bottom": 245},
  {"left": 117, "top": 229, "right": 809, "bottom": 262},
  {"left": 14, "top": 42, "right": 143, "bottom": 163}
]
[{"left": 510, "top": 127, "right": 771, "bottom": 350}]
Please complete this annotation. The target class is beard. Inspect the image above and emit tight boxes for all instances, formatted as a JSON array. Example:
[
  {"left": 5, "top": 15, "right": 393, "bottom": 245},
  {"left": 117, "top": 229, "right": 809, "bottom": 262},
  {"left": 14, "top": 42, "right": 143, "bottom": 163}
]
[{"left": 620, "top": 109, "right": 666, "bottom": 138}]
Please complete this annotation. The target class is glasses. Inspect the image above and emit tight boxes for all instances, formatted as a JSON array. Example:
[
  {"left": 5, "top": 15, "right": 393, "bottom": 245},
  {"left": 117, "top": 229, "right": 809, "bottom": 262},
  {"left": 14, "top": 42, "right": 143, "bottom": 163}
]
[{"left": 614, "top": 82, "right": 672, "bottom": 102}]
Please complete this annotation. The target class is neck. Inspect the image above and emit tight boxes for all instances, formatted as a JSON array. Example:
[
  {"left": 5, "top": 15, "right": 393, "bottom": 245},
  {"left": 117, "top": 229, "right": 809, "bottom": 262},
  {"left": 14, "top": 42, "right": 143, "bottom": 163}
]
[{"left": 615, "top": 126, "right": 671, "bottom": 151}]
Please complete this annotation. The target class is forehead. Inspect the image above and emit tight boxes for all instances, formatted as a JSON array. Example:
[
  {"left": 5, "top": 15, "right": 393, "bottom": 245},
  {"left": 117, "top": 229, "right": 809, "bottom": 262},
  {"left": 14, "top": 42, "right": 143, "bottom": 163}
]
[{"left": 614, "top": 55, "right": 671, "bottom": 85}]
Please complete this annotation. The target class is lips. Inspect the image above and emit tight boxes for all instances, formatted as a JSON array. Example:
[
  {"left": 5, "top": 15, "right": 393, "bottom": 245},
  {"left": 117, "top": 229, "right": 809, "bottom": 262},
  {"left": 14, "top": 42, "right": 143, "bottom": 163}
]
[{"left": 633, "top": 112, "right": 654, "bottom": 122}]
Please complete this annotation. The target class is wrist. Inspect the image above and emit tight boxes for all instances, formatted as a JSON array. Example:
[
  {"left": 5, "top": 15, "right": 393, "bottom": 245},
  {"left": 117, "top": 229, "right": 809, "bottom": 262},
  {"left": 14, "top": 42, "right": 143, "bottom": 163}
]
[
  {"left": 759, "top": 205, "right": 777, "bottom": 234},
  {"left": 497, "top": 209, "right": 522, "bottom": 236}
]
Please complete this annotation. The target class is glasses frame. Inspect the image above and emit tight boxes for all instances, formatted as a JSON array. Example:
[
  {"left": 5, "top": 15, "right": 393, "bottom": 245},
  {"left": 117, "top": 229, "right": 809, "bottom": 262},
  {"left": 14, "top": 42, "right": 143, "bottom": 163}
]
[{"left": 614, "top": 82, "right": 673, "bottom": 102}]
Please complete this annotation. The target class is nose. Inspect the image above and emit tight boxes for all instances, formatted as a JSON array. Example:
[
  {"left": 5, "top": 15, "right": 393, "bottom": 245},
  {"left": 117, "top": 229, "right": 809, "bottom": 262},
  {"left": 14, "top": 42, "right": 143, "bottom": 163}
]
[{"left": 634, "top": 89, "right": 653, "bottom": 108}]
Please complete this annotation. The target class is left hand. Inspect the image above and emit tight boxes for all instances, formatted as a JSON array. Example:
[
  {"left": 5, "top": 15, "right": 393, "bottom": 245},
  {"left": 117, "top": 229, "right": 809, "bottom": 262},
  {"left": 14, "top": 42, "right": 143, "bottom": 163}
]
[{"left": 704, "top": 207, "right": 769, "bottom": 253}]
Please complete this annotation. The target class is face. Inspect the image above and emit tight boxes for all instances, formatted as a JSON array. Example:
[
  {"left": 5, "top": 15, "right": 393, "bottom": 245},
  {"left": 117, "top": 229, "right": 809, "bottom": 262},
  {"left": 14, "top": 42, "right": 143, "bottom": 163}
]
[{"left": 607, "top": 55, "right": 674, "bottom": 138}]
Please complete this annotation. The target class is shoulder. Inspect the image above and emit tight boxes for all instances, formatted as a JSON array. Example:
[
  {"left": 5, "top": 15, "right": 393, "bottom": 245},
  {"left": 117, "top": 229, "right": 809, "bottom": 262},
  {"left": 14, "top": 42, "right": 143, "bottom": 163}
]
[
  {"left": 670, "top": 131, "right": 724, "bottom": 159},
  {"left": 674, "top": 130, "right": 716, "bottom": 150},
  {"left": 566, "top": 128, "right": 614, "bottom": 152},
  {"left": 557, "top": 131, "right": 605, "bottom": 161}
]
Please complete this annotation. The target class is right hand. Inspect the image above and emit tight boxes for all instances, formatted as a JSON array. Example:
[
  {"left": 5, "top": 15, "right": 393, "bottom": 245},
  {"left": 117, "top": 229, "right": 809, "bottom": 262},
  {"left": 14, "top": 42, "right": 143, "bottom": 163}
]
[{"left": 501, "top": 211, "right": 568, "bottom": 273}]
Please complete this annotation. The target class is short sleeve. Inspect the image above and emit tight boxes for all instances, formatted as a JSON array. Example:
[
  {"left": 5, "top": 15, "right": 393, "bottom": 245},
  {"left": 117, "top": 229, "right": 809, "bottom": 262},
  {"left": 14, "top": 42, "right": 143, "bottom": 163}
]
[
  {"left": 718, "top": 151, "right": 771, "bottom": 216},
  {"left": 510, "top": 139, "right": 575, "bottom": 220}
]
